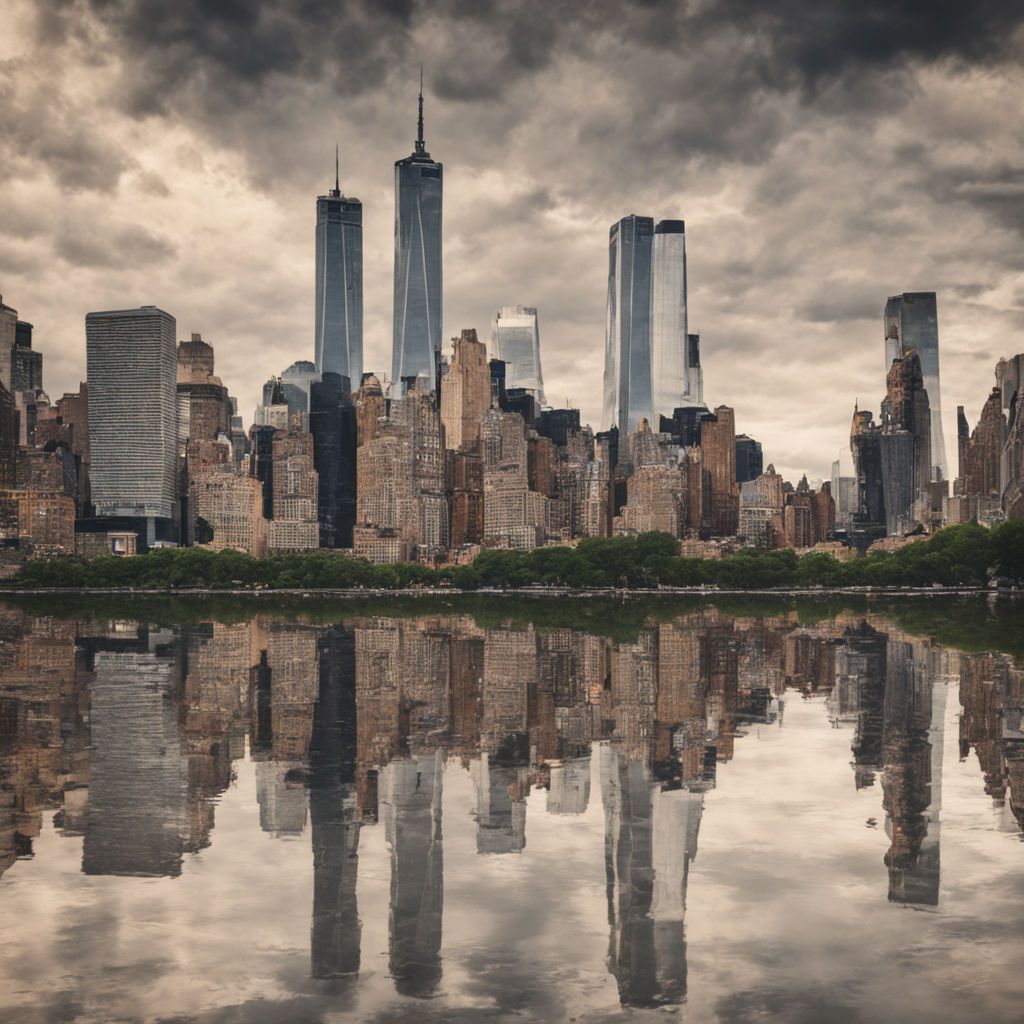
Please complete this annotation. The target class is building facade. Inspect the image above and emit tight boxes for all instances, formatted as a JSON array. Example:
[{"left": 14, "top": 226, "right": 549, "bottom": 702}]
[
  {"left": 492, "top": 306, "right": 546, "bottom": 407},
  {"left": 392, "top": 84, "right": 443, "bottom": 386},
  {"left": 315, "top": 159, "right": 363, "bottom": 385},
  {"left": 86, "top": 306, "right": 178, "bottom": 521}
]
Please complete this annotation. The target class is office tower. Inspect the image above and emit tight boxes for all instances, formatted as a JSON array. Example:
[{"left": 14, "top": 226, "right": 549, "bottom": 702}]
[
  {"left": 310, "top": 372, "right": 357, "bottom": 548},
  {"left": 315, "top": 151, "right": 363, "bottom": 385},
  {"left": 482, "top": 407, "right": 548, "bottom": 550},
  {"left": 440, "top": 328, "right": 490, "bottom": 452},
  {"left": 0, "top": 295, "right": 16, "bottom": 392},
  {"left": 700, "top": 406, "right": 739, "bottom": 536},
  {"left": 603, "top": 215, "right": 654, "bottom": 434},
  {"left": 958, "top": 388, "right": 1004, "bottom": 497},
  {"left": 884, "top": 292, "right": 948, "bottom": 481},
  {"left": 651, "top": 221, "right": 701, "bottom": 416},
  {"left": 268, "top": 429, "right": 320, "bottom": 551},
  {"left": 392, "top": 79, "right": 443, "bottom": 387},
  {"left": 11, "top": 319, "right": 43, "bottom": 394},
  {"left": 492, "top": 306, "right": 546, "bottom": 407},
  {"left": 998, "top": 354, "right": 1024, "bottom": 515},
  {"left": 0, "top": 383, "right": 14, "bottom": 486},
  {"left": 281, "top": 359, "right": 320, "bottom": 421},
  {"left": 86, "top": 306, "right": 178, "bottom": 522},
  {"left": 176, "top": 333, "right": 231, "bottom": 453},
  {"left": 734, "top": 435, "right": 763, "bottom": 483}
]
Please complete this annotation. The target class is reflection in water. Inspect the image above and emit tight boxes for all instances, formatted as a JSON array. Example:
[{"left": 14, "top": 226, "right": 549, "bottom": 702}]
[{"left": 0, "top": 602, "right": 1023, "bottom": 1021}]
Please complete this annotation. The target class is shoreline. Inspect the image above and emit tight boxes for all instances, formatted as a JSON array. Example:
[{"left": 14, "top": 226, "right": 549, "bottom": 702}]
[{"left": 0, "top": 585, "right": 1013, "bottom": 598}]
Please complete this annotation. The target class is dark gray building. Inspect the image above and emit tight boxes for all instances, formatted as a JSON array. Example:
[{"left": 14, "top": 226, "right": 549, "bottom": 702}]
[
  {"left": 392, "top": 81, "right": 443, "bottom": 387},
  {"left": 315, "top": 153, "right": 363, "bottom": 386}
]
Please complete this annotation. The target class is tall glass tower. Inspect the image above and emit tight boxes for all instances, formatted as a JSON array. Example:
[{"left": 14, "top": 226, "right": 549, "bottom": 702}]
[
  {"left": 883, "top": 292, "right": 948, "bottom": 481},
  {"left": 315, "top": 151, "right": 363, "bottom": 388},
  {"left": 603, "top": 215, "right": 654, "bottom": 434},
  {"left": 392, "top": 79, "right": 443, "bottom": 387},
  {"left": 651, "top": 220, "right": 701, "bottom": 414},
  {"left": 492, "top": 305, "right": 546, "bottom": 407}
]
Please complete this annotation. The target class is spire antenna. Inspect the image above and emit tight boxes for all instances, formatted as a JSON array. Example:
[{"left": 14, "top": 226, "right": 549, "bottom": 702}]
[
  {"left": 335, "top": 143, "right": 339, "bottom": 193},
  {"left": 416, "top": 67, "right": 425, "bottom": 154}
]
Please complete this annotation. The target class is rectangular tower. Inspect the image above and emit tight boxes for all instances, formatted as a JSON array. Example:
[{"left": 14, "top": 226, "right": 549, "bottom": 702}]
[
  {"left": 392, "top": 85, "right": 443, "bottom": 387},
  {"left": 86, "top": 306, "right": 178, "bottom": 520},
  {"left": 651, "top": 220, "right": 699, "bottom": 419},
  {"left": 492, "top": 306, "right": 546, "bottom": 407},
  {"left": 315, "top": 156, "right": 363, "bottom": 387},
  {"left": 883, "top": 292, "right": 947, "bottom": 482},
  {"left": 603, "top": 215, "right": 654, "bottom": 434}
]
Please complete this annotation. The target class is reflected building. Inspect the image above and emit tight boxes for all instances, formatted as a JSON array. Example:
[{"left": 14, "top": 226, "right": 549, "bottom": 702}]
[
  {"left": 81, "top": 628, "right": 188, "bottom": 877},
  {"left": 473, "top": 753, "right": 528, "bottom": 853},
  {"left": 600, "top": 744, "right": 699, "bottom": 1007},
  {"left": 381, "top": 750, "right": 444, "bottom": 997},
  {"left": 309, "top": 626, "right": 361, "bottom": 979}
]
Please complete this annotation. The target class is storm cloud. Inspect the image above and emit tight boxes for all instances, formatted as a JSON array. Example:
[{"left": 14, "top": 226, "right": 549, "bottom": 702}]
[{"left": 2, "top": 0, "right": 1024, "bottom": 479}]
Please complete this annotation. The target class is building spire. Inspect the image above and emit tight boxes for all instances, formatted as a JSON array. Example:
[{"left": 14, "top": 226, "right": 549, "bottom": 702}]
[
  {"left": 415, "top": 67, "right": 425, "bottom": 154},
  {"left": 335, "top": 143, "right": 339, "bottom": 192}
]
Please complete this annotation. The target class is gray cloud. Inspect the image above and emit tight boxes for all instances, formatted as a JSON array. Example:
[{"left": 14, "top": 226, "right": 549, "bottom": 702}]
[{"left": 3, "top": 0, "right": 1024, "bottom": 480}]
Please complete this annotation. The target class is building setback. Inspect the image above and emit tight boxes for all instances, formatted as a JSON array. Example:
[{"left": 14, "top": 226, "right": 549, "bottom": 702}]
[
  {"left": 392, "top": 81, "right": 443, "bottom": 387},
  {"left": 86, "top": 306, "right": 178, "bottom": 522},
  {"left": 315, "top": 153, "right": 363, "bottom": 385}
]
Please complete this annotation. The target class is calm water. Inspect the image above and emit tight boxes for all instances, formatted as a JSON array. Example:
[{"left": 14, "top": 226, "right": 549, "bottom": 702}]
[{"left": 1, "top": 597, "right": 1022, "bottom": 1024}]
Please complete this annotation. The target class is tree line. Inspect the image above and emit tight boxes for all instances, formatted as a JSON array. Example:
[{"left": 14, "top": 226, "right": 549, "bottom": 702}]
[{"left": 9, "top": 520, "right": 1024, "bottom": 592}]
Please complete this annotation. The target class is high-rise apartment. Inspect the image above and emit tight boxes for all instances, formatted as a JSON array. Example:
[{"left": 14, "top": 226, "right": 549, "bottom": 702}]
[
  {"left": 315, "top": 152, "right": 363, "bottom": 386},
  {"left": 86, "top": 306, "right": 178, "bottom": 521},
  {"left": 603, "top": 217, "right": 698, "bottom": 436},
  {"left": 392, "top": 80, "right": 443, "bottom": 387},
  {"left": 884, "top": 292, "right": 948, "bottom": 482},
  {"left": 492, "top": 306, "right": 546, "bottom": 407}
]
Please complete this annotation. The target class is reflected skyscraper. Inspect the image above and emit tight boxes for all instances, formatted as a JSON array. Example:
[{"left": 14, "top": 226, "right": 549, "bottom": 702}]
[
  {"left": 310, "top": 627, "right": 361, "bottom": 979},
  {"left": 392, "top": 79, "right": 443, "bottom": 387},
  {"left": 315, "top": 150, "right": 363, "bottom": 385},
  {"left": 81, "top": 630, "right": 188, "bottom": 878},
  {"left": 382, "top": 750, "right": 444, "bottom": 996},
  {"left": 492, "top": 305, "right": 546, "bottom": 407},
  {"left": 884, "top": 292, "right": 947, "bottom": 481}
]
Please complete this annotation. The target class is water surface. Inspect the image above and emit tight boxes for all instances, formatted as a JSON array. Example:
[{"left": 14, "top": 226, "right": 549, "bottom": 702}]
[{"left": 1, "top": 596, "right": 1022, "bottom": 1023}]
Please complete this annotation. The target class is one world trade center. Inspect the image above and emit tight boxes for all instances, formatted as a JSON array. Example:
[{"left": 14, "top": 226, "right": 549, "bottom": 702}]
[{"left": 392, "top": 78, "right": 443, "bottom": 388}]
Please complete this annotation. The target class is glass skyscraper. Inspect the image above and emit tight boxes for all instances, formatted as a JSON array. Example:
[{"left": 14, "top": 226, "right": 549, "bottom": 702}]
[
  {"left": 603, "top": 216, "right": 697, "bottom": 436},
  {"left": 315, "top": 155, "right": 362, "bottom": 387},
  {"left": 392, "top": 83, "right": 443, "bottom": 387},
  {"left": 492, "top": 305, "right": 546, "bottom": 407},
  {"left": 883, "top": 292, "right": 948, "bottom": 481},
  {"left": 86, "top": 305, "right": 178, "bottom": 521},
  {"left": 651, "top": 220, "right": 701, "bottom": 414},
  {"left": 603, "top": 215, "right": 654, "bottom": 434}
]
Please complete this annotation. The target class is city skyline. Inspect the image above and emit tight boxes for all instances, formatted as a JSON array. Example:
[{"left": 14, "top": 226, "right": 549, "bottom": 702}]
[{"left": 3, "top": 1, "right": 1023, "bottom": 482}]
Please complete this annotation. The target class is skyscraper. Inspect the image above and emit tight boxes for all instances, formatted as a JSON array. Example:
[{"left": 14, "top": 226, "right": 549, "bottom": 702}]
[
  {"left": 492, "top": 306, "right": 546, "bottom": 407},
  {"left": 651, "top": 221, "right": 701, "bottom": 415},
  {"left": 86, "top": 306, "right": 178, "bottom": 522},
  {"left": 884, "top": 292, "right": 948, "bottom": 481},
  {"left": 603, "top": 215, "right": 654, "bottom": 435},
  {"left": 315, "top": 150, "right": 363, "bottom": 387},
  {"left": 604, "top": 217, "right": 697, "bottom": 436},
  {"left": 392, "top": 78, "right": 443, "bottom": 387}
]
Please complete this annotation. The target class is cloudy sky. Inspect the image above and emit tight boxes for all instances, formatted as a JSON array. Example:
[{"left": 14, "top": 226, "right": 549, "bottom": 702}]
[{"left": 2, "top": 0, "right": 1023, "bottom": 480}]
